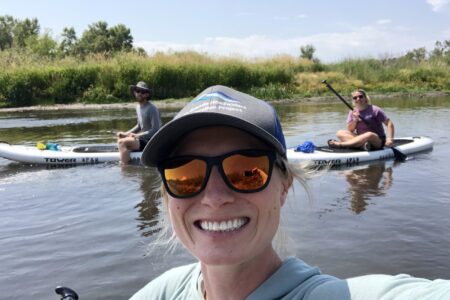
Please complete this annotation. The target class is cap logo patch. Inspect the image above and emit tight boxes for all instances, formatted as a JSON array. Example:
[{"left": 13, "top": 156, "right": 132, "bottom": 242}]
[
  {"left": 192, "top": 91, "right": 240, "bottom": 103},
  {"left": 187, "top": 91, "right": 247, "bottom": 114}
]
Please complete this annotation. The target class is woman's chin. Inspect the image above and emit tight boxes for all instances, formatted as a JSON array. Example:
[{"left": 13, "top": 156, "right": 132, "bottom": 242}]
[{"left": 197, "top": 252, "right": 248, "bottom": 266}]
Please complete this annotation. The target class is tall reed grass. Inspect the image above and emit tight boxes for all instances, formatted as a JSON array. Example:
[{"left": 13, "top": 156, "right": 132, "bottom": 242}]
[
  {"left": 0, "top": 51, "right": 304, "bottom": 107},
  {"left": 0, "top": 50, "right": 449, "bottom": 108},
  {"left": 328, "top": 58, "right": 450, "bottom": 93}
]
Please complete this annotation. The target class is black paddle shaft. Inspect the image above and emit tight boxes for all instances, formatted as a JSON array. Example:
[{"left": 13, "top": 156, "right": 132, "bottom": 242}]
[
  {"left": 322, "top": 80, "right": 376, "bottom": 128},
  {"left": 322, "top": 80, "right": 354, "bottom": 111}
]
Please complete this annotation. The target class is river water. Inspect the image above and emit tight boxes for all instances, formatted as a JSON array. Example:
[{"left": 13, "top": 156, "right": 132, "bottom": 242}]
[{"left": 1, "top": 96, "right": 449, "bottom": 299}]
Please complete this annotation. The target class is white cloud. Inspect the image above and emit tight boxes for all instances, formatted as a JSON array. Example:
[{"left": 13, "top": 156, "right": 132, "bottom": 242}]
[
  {"left": 135, "top": 24, "right": 441, "bottom": 63},
  {"left": 427, "top": 0, "right": 449, "bottom": 12}
]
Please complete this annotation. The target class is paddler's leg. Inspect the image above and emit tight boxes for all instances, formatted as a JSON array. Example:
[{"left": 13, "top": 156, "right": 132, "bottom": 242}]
[
  {"left": 336, "top": 132, "right": 382, "bottom": 149},
  {"left": 118, "top": 136, "right": 140, "bottom": 163},
  {"left": 336, "top": 129, "right": 357, "bottom": 142}
]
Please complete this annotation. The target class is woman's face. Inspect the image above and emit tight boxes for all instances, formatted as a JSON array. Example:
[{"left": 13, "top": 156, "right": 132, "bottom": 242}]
[
  {"left": 351, "top": 91, "right": 367, "bottom": 108},
  {"left": 167, "top": 126, "right": 289, "bottom": 266}
]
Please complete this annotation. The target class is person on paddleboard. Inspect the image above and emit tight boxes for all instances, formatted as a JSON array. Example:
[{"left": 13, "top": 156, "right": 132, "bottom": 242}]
[
  {"left": 130, "top": 85, "right": 450, "bottom": 299},
  {"left": 116, "top": 81, "right": 161, "bottom": 163},
  {"left": 328, "top": 89, "right": 395, "bottom": 151}
]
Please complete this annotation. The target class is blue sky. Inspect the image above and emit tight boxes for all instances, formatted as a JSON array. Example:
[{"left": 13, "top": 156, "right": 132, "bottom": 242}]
[{"left": 2, "top": 0, "right": 449, "bottom": 62}]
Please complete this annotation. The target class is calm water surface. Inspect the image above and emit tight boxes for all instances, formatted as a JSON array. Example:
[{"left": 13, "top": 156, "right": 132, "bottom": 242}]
[{"left": 1, "top": 96, "right": 449, "bottom": 299}]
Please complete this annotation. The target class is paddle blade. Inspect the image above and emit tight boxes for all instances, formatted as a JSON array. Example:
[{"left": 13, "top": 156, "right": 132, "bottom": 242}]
[{"left": 392, "top": 147, "right": 407, "bottom": 162}]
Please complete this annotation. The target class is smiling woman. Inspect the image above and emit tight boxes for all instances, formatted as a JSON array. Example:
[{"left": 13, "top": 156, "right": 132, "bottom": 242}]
[{"left": 130, "top": 85, "right": 450, "bottom": 300}]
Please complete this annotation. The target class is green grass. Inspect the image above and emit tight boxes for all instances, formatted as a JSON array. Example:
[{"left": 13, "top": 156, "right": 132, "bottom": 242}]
[{"left": 0, "top": 50, "right": 449, "bottom": 108}]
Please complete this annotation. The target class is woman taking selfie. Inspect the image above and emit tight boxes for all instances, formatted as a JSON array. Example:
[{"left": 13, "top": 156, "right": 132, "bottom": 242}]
[{"left": 131, "top": 85, "right": 449, "bottom": 300}]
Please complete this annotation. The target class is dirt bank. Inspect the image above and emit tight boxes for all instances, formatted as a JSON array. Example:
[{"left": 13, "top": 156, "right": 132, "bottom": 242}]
[
  {"left": 0, "top": 91, "right": 448, "bottom": 113},
  {"left": 0, "top": 100, "right": 190, "bottom": 113}
]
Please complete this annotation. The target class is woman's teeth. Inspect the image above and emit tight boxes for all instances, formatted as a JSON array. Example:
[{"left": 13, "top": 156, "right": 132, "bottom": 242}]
[{"left": 199, "top": 218, "right": 247, "bottom": 232}]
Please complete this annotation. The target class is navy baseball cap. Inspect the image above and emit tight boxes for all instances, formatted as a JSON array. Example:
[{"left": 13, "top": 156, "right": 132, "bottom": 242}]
[{"left": 141, "top": 85, "right": 286, "bottom": 167}]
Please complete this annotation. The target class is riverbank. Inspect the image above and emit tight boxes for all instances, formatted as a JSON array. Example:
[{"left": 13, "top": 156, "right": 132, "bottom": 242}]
[
  {"left": 2, "top": 50, "right": 449, "bottom": 109},
  {"left": 1, "top": 91, "right": 448, "bottom": 113}
]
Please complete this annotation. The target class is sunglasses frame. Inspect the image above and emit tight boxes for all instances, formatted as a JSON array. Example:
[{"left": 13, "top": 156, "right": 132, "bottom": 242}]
[
  {"left": 352, "top": 94, "right": 364, "bottom": 100},
  {"left": 158, "top": 149, "right": 278, "bottom": 199},
  {"left": 135, "top": 89, "right": 149, "bottom": 94}
]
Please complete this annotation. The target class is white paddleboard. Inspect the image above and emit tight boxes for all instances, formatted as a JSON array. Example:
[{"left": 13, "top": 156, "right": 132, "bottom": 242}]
[
  {"left": 287, "top": 136, "right": 433, "bottom": 167},
  {"left": 0, "top": 136, "right": 433, "bottom": 166}
]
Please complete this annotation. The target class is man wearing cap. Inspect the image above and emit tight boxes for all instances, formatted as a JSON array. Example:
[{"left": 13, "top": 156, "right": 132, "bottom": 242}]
[{"left": 116, "top": 81, "right": 161, "bottom": 163}]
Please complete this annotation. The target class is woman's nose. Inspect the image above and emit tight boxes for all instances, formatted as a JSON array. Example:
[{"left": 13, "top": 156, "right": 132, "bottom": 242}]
[{"left": 200, "top": 166, "right": 235, "bottom": 208}]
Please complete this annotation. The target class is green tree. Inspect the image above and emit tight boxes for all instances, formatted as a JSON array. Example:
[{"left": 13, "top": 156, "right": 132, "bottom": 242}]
[
  {"left": 26, "top": 30, "right": 58, "bottom": 57},
  {"left": 76, "top": 21, "right": 133, "bottom": 55},
  {"left": 12, "top": 17, "right": 40, "bottom": 48},
  {"left": 133, "top": 47, "right": 148, "bottom": 56},
  {"left": 404, "top": 47, "right": 427, "bottom": 63},
  {"left": 78, "top": 21, "right": 110, "bottom": 54},
  {"left": 430, "top": 40, "right": 450, "bottom": 59},
  {"left": 0, "top": 15, "right": 16, "bottom": 50},
  {"left": 109, "top": 24, "right": 133, "bottom": 51},
  {"left": 59, "top": 27, "right": 77, "bottom": 55},
  {"left": 300, "top": 44, "right": 316, "bottom": 60}
]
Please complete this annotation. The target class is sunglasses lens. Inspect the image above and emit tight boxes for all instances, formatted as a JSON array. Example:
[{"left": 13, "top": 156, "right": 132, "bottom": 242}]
[
  {"left": 163, "top": 158, "right": 207, "bottom": 197},
  {"left": 223, "top": 154, "right": 270, "bottom": 191}
]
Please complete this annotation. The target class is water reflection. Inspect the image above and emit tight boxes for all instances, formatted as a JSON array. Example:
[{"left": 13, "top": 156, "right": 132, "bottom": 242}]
[
  {"left": 119, "top": 164, "right": 162, "bottom": 237},
  {"left": 341, "top": 162, "right": 394, "bottom": 214}
]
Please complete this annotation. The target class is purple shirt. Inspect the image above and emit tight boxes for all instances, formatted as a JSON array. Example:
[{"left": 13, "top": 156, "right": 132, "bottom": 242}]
[{"left": 347, "top": 104, "right": 388, "bottom": 138}]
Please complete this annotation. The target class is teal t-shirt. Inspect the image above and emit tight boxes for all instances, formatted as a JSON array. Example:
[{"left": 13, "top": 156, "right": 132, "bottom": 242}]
[
  {"left": 129, "top": 257, "right": 350, "bottom": 300},
  {"left": 130, "top": 256, "right": 450, "bottom": 299}
]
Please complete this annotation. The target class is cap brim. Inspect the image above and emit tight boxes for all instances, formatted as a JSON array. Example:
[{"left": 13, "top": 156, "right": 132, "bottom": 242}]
[
  {"left": 129, "top": 85, "right": 151, "bottom": 96},
  {"left": 141, "top": 112, "right": 285, "bottom": 167}
]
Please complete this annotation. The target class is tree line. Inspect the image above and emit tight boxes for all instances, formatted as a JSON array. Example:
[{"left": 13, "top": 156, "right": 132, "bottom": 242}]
[
  {"left": 3, "top": 15, "right": 449, "bottom": 63},
  {"left": 298, "top": 42, "right": 450, "bottom": 64},
  {"left": 0, "top": 15, "right": 144, "bottom": 58}
]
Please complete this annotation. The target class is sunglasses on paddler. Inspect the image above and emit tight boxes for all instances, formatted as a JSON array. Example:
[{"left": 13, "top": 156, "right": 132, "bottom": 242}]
[
  {"left": 158, "top": 149, "right": 283, "bottom": 198},
  {"left": 134, "top": 89, "right": 149, "bottom": 94}
]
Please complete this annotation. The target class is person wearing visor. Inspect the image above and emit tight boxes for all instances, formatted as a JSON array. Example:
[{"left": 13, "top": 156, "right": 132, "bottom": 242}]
[
  {"left": 130, "top": 86, "right": 450, "bottom": 299},
  {"left": 116, "top": 81, "right": 161, "bottom": 163},
  {"left": 328, "top": 89, "right": 395, "bottom": 151}
]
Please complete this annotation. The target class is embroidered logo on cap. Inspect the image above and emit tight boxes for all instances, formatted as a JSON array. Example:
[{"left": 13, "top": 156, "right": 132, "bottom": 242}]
[{"left": 192, "top": 91, "right": 240, "bottom": 103}]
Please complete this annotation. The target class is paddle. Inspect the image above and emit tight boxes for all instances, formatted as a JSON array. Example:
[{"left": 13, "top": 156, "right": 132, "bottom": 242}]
[
  {"left": 55, "top": 286, "right": 78, "bottom": 300},
  {"left": 321, "top": 80, "right": 407, "bottom": 162}
]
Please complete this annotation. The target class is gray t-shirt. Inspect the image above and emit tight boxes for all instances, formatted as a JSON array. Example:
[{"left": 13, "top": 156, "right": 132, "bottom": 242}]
[{"left": 127, "top": 101, "right": 161, "bottom": 142}]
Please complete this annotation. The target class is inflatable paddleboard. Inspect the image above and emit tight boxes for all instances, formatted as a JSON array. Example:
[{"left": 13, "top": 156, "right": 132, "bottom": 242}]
[
  {"left": 287, "top": 136, "right": 433, "bottom": 167},
  {"left": 0, "top": 143, "right": 141, "bottom": 165},
  {"left": 0, "top": 137, "right": 433, "bottom": 166}
]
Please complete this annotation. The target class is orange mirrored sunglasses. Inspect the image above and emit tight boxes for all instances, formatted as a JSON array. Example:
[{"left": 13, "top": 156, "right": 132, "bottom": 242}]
[{"left": 158, "top": 149, "right": 277, "bottom": 198}]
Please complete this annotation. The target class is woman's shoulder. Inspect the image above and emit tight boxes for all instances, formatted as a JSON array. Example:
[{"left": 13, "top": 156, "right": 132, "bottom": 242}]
[
  {"left": 248, "top": 257, "right": 351, "bottom": 300},
  {"left": 129, "top": 262, "right": 200, "bottom": 300},
  {"left": 369, "top": 104, "right": 385, "bottom": 112},
  {"left": 347, "top": 274, "right": 450, "bottom": 300}
]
